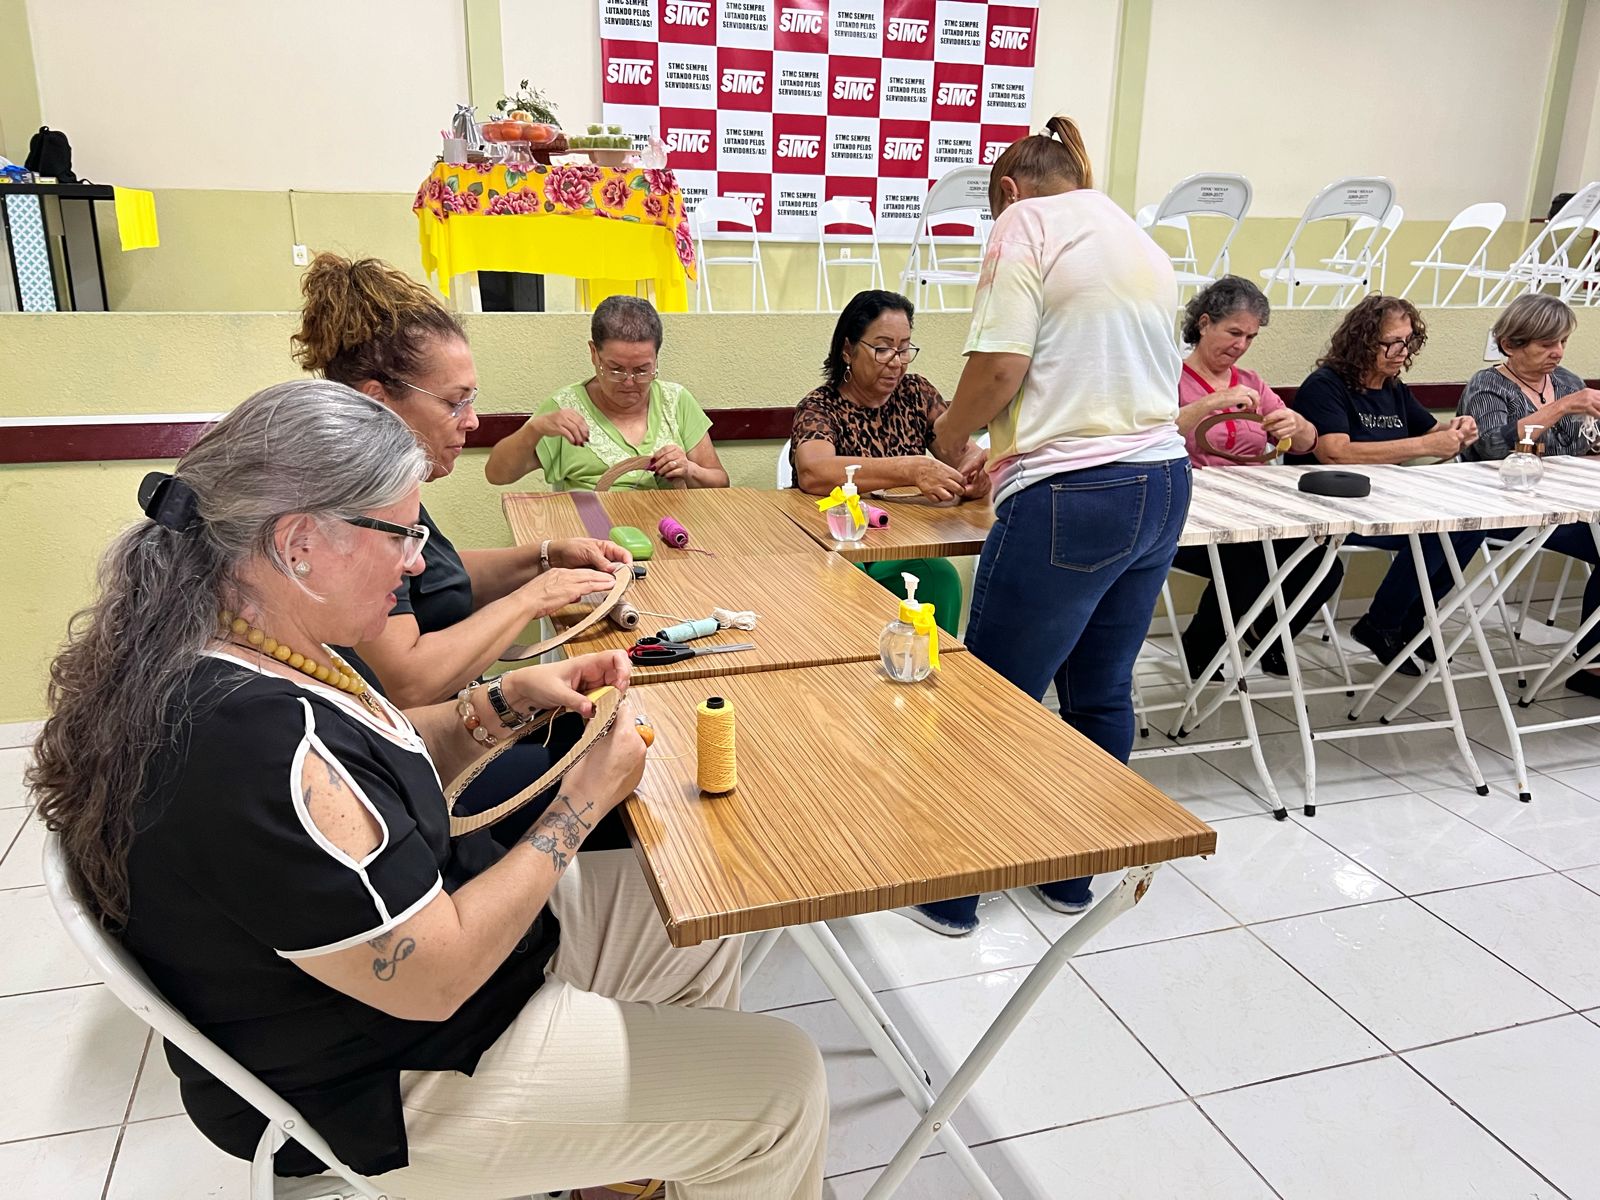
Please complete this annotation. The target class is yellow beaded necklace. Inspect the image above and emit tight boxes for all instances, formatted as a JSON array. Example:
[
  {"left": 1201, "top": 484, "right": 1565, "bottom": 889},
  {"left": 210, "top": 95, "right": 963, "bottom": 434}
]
[{"left": 219, "top": 610, "right": 382, "bottom": 716}]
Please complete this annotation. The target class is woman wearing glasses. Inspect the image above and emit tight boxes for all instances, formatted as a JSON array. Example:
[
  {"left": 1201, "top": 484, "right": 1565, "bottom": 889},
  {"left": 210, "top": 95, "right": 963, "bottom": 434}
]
[
  {"left": 30, "top": 383, "right": 827, "bottom": 1200},
  {"left": 486, "top": 295, "right": 729, "bottom": 490},
  {"left": 293, "top": 254, "right": 629, "bottom": 711},
  {"left": 790, "top": 289, "right": 989, "bottom": 633},
  {"left": 1290, "top": 294, "right": 1484, "bottom": 674}
]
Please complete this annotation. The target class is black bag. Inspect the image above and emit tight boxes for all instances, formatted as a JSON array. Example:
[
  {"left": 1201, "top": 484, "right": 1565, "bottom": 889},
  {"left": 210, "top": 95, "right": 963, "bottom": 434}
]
[{"left": 24, "top": 126, "right": 75, "bottom": 181}]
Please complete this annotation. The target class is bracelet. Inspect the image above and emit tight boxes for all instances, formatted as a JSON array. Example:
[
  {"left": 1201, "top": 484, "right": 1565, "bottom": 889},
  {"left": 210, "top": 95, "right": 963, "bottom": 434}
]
[
  {"left": 485, "top": 676, "right": 529, "bottom": 728},
  {"left": 455, "top": 684, "right": 497, "bottom": 746},
  {"left": 539, "top": 539, "right": 552, "bottom": 572}
]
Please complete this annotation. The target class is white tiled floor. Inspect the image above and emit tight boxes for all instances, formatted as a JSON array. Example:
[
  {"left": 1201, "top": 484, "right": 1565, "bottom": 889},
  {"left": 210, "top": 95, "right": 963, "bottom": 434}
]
[{"left": 5, "top": 660, "right": 1600, "bottom": 1198}]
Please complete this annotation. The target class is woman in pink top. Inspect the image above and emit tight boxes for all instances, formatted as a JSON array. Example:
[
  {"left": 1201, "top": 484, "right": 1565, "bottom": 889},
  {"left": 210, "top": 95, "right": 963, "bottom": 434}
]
[{"left": 1170, "top": 277, "right": 1338, "bottom": 678}]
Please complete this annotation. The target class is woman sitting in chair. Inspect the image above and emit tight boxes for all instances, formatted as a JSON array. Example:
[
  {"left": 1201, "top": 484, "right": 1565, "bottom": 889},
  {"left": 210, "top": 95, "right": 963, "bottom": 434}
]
[
  {"left": 28, "top": 383, "right": 826, "bottom": 1200},
  {"left": 1171, "top": 276, "right": 1337, "bottom": 677},
  {"left": 1460, "top": 293, "right": 1600, "bottom": 697},
  {"left": 790, "top": 289, "right": 989, "bottom": 633},
  {"left": 1289, "top": 295, "right": 1485, "bottom": 675},
  {"left": 293, "top": 254, "right": 628, "bottom": 711},
  {"left": 486, "top": 295, "right": 730, "bottom": 490}
]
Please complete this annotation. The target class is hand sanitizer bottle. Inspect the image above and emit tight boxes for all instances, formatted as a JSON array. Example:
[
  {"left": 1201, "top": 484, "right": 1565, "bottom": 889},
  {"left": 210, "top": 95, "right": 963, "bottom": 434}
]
[
  {"left": 1499, "top": 425, "right": 1544, "bottom": 492},
  {"left": 879, "top": 573, "right": 939, "bottom": 683},
  {"left": 823, "top": 463, "right": 868, "bottom": 543}
]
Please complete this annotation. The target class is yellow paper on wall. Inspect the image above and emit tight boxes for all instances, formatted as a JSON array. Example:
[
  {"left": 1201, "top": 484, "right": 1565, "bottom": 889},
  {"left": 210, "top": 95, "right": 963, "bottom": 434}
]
[{"left": 113, "top": 187, "right": 159, "bottom": 250}]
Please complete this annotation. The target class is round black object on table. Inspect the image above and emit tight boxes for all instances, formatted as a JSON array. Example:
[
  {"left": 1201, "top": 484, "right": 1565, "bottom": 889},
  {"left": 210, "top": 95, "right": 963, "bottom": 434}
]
[{"left": 1298, "top": 470, "right": 1371, "bottom": 498}]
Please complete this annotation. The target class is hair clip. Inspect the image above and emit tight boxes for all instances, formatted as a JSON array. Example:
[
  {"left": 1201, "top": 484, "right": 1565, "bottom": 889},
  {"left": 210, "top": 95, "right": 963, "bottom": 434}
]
[{"left": 138, "top": 471, "right": 202, "bottom": 532}]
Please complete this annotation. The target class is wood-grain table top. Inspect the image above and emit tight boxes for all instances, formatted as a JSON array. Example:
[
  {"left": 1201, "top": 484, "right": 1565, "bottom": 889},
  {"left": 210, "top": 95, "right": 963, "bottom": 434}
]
[
  {"left": 1180, "top": 458, "right": 1600, "bottom": 546},
  {"left": 551, "top": 551, "right": 966, "bottom": 681},
  {"left": 625, "top": 654, "right": 1217, "bottom": 946},
  {"left": 766, "top": 486, "right": 996, "bottom": 562},
  {"left": 503, "top": 487, "right": 824, "bottom": 558}
]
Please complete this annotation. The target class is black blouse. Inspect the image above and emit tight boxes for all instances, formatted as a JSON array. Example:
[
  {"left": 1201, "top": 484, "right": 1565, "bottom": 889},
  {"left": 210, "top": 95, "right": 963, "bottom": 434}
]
[
  {"left": 123, "top": 655, "right": 555, "bottom": 1177},
  {"left": 391, "top": 505, "right": 474, "bottom": 633}
]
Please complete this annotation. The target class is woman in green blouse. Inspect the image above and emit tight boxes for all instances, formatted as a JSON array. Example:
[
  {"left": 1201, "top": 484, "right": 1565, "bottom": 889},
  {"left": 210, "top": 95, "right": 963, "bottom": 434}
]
[{"left": 486, "top": 296, "right": 730, "bottom": 491}]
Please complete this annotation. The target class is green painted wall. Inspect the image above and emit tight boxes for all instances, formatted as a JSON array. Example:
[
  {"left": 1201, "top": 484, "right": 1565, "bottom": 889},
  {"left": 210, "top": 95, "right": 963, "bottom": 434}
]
[
  {"left": 82, "top": 185, "right": 1541, "bottom": 316},
  {"left": 4, "top": 307, "right": 1595, "bottom": 723}
]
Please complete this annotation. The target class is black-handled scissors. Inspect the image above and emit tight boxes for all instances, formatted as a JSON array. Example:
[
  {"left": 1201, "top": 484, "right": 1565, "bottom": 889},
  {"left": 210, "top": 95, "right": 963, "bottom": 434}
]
[{"left": 627, "top": 637, "right": 756, "bottom": 665}]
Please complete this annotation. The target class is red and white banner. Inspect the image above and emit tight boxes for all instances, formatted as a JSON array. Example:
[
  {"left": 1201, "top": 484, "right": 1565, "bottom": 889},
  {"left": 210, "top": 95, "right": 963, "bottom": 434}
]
[{"left": 599, "top": 0, "right": 1037, "bottom": 239}]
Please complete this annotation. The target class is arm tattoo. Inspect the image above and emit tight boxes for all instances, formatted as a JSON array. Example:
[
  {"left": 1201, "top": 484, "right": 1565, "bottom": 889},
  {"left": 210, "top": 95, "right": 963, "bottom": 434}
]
[
  {"left": 367, "top": 930, "right": 416, "bottom": 981},
  {"left": 521, "top": 793, "right": 595, "bottom": 873}
]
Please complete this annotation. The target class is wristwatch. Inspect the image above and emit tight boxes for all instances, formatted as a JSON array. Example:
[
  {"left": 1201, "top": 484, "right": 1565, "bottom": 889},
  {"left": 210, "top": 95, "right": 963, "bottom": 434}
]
[
  {"left": 539, "top": 538, "right": 552, "bottom": 572},
  {"left": 485, "top": 676, "right": 529, "bottom": 728}
]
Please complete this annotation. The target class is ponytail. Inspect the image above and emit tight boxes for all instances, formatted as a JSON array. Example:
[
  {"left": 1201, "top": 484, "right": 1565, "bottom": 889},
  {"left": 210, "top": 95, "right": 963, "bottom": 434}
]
[
  {"left": 291, "top": 253, "right": 465, "bottom": 390},
  {"left": 988, "top": 115, "right": 1094, "bottom": 215}
]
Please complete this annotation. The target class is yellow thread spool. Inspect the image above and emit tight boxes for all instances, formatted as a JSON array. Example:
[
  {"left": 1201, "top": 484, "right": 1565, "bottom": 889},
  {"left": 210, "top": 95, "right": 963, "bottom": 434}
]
[{"left": 696, "top": 696, "right": 737, "bottom": 793}]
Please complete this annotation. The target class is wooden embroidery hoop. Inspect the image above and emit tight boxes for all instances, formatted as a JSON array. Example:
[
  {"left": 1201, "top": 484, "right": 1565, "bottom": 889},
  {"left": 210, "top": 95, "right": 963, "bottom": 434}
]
[
  {"left": 868, "top": 488, "right": 963, "bottom": 509},
  {"left": 595, "top": 454, "right": 688, "bottom": 492},
  {"left": 444, "top": 684, "right": 625, "bottom": 836},
  {"left": 499, "top": 566, "right": 632, "bottom": 663},
  {"left": 1193, "top": 410, "right": 1292, "bottom": 465}
]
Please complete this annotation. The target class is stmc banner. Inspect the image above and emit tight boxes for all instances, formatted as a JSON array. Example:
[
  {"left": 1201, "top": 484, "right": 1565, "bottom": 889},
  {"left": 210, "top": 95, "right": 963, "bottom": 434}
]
[{"left": 598, "top": 0, "right": 1038, "bottom": 239}]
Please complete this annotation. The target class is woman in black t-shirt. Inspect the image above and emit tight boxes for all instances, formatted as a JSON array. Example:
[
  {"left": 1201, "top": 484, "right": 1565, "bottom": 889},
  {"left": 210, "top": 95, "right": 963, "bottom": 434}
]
[
  {"left": 291, "top": 254, "right": 631, "bottom": 710},
  {"left": 1289, "top": 295, "right": 1487, "bottom": 674},
  {"left": 29, "top": 383, "right": 827, "bottom": 1199}
]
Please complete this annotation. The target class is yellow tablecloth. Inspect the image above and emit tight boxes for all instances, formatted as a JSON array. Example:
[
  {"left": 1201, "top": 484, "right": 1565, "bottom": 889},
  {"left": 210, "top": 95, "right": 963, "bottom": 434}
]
[{"left": 415, "top": 161, "right": 697, "bottom": 311}]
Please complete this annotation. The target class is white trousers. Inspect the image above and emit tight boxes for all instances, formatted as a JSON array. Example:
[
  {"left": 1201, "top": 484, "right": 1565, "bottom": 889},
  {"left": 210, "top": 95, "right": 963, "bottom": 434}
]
[{"left": 378, "top": 850, "right": 828, "bottom": 1200}]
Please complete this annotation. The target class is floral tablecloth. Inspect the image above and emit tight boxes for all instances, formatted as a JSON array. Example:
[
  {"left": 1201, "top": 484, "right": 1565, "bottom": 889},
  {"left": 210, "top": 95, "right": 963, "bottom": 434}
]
[{"left": 414, "top": 161, "right": 697, "bottom": 311}]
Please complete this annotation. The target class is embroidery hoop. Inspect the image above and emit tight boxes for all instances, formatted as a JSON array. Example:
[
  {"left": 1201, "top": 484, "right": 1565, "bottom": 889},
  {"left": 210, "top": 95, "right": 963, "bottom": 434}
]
[
  {"left": 444, "top": 684, "right": 625, "bottom": 836},
  {"left": 1194, "top": 410, "right": 1291, "bottom": 465},
  {"left": 868, "top": 487, "right": 963, "bottom": 509},
  {"left": 595, "top": 454, "right": 688, "bottom": 492},
  {"left": 499, "top": 566, "right": 632, "bottom": 662}
]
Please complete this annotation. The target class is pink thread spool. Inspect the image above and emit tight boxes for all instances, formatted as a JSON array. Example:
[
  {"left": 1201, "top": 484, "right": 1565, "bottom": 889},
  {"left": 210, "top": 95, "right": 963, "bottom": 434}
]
[
  {"left": 659, "top": 516, "right": 691, "bottom": 548},
  {"left": 863, "top": 503, "right": 889, "bottom": 528}
]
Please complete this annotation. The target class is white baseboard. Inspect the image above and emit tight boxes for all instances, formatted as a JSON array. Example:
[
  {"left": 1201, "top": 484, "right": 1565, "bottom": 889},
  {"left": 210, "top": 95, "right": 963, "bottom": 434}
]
[{"left": 0, "top": 721, "right": 42, "bottom": 750}]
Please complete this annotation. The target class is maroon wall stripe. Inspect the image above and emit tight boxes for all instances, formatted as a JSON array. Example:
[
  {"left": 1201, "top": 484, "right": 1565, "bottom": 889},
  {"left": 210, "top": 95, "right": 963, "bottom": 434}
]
[{"left": 7, "top": 381, "right": 1593, "bottom": 465}]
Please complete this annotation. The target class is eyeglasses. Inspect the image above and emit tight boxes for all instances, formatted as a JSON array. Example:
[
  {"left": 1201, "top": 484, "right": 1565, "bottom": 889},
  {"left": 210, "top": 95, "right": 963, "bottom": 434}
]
[
  {"left": 1377, "top": 337, "right": 1422, "bottom": 357},
  {"left": 863, "top": 343, "right": 921, "bottom": 365},
  {"left": 344, "top": 516, "right": 431, "bottom": 568},
  {"left": 599, "top": 364, "right": 659, "bottom": 384},
  {"left": 397, "top": 379, "right": 478, "bottom": 419}
]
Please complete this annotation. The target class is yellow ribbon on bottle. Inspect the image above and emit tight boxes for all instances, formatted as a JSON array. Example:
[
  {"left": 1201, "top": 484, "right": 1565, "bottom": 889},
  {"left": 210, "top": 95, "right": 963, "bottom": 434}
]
[
  {"left": 816, "top": 488, "right": 864, "bottom": 524},
  {"left": 909, "top": 603, "right": 940, "bottom": 670}
]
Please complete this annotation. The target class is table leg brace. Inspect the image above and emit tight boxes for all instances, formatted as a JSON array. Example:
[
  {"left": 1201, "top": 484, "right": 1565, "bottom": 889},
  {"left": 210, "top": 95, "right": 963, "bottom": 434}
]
[{"left": 859, "top": 865, "right": 1162, "bottom": 1199}]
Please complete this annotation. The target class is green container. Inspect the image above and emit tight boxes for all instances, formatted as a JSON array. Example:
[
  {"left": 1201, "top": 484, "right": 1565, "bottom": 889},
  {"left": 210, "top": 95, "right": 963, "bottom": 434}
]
[
  {"left": 608, "top": 525, "right": 654, "bottom": 561},
  {"left": 587, "top": 123, "right": 603, "bottom": 134}
]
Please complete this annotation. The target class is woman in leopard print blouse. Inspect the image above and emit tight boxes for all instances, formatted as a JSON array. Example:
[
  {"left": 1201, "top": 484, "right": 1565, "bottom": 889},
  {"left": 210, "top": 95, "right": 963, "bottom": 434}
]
[{"left": 790, "top": 290, "right": 990, "bottom": 634}]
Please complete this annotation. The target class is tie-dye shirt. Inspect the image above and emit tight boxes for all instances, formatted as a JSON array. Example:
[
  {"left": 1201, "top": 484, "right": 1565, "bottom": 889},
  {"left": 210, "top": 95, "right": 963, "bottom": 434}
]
[{"left": 964, "top": 189, "right": 1184, "bottom": 506}]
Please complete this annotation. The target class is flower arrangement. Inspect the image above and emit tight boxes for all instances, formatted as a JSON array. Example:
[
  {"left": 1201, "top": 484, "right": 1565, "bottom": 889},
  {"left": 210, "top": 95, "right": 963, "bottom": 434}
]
[{"left": 495, "top": 79, "right": 559, "bottom": 127}]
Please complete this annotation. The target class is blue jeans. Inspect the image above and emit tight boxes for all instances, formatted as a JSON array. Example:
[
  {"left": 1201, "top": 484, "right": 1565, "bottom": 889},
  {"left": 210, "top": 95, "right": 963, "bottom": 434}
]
[
  {"left": 1345, "top": 530, "right": 1490, "bottom": 637},
  {"left": 917, "top": 458, "right": 1190, "bottom": 920},
  {"left": 966, "top": 458, "right": 1192, "bottom": 761}
]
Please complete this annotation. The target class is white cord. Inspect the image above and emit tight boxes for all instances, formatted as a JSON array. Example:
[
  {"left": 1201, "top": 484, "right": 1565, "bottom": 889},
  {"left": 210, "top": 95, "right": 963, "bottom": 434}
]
[{"left": 712, "top": 607, "right": 759, "bottom": 630}]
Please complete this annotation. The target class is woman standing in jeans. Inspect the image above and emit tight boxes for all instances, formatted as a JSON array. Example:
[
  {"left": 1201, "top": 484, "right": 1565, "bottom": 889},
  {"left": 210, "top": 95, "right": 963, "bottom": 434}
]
[{"left": 918, "top": 117, "right": 1191, "bottom": 937}]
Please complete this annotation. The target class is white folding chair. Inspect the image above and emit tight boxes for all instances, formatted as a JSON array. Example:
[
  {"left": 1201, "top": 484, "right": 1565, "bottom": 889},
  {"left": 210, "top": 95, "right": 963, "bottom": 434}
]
[
  {"left": 691, "top": 196, "right": 770, "bottom": 313},
  {"left": 1399, "top": 201, "right": 1507, "bottom": 306},
  {"left": 899, "top": 167, "right": 991, "bottom": 312},
  {"left": 1259, "top": 177, "right": 1396, "bottom": 308},
  {"left": 1145, "top": 173, "right": 1252, "bottom": 298},
  {"left": 1479, "top": 182, "right": 1600, "bottom": 304},
  {"left": 1554, "top": 203, "right": 1600, "bottom": 306},
  {"left": 43, "top": 837, "right": 387, "bottom": 1200},
  {"left": 776, "top": 437, "right": 794, "bottom": 488},
  {"left": 815, "top": 198, "right": 885, "bottom": 310},
  {"left": 1329, "top": 204, "right": 1402, "bottom": 295}
]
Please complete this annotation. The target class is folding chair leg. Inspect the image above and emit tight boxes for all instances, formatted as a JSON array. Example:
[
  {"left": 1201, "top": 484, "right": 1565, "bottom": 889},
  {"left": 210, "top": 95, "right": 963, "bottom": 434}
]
[{"left": 1546, "top": 558, "right": 1577, "bottom": 625}]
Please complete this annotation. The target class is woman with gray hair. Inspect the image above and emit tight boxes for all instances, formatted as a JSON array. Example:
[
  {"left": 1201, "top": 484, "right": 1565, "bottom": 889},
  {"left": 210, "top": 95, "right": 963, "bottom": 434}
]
[
  {"left": 1461, "top": 293, "right": 1600, "bottom": 460},
  {"left": 1461, "top": 293, "right": 1600, "bottom": 696},
  {"left": 1168, "top": 276, "right": 1335, "bottom": 677},
  {"left": 28, "top": 382, "right": 827, "bottom": 1200},
  {"left": 487, "top": 294, "right": 730, "bottom": 489}
]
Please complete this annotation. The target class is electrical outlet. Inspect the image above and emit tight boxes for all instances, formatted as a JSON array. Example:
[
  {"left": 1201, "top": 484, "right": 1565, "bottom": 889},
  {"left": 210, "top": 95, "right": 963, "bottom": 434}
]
[{"left": 292, "top": 244, "right": 309, "bottom": 266}]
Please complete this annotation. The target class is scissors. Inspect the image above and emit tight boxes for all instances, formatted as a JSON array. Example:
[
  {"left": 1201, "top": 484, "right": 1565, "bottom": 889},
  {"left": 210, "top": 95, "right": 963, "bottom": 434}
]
[{"left": 627, "top": 637, "right": 756, "bottom": 665}]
